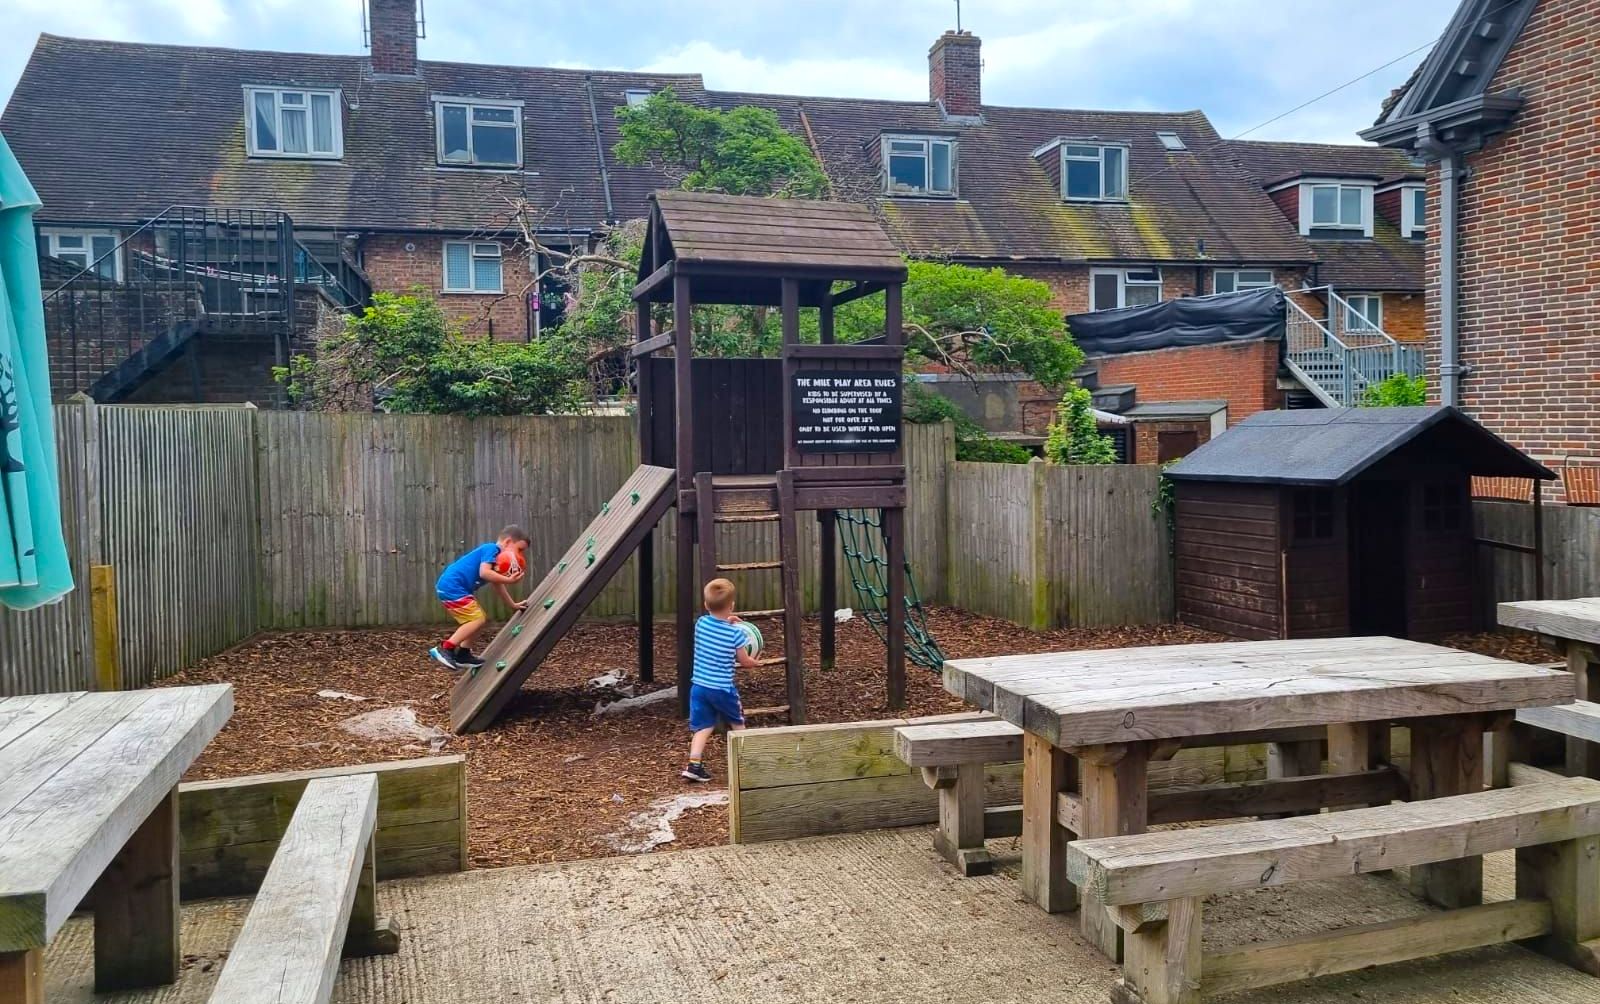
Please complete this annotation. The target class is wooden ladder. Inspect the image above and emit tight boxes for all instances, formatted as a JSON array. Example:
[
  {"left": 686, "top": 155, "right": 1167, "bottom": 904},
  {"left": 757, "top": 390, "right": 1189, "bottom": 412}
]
[{"left": 695, "top": 472, "right": 805, "bottom": 723}]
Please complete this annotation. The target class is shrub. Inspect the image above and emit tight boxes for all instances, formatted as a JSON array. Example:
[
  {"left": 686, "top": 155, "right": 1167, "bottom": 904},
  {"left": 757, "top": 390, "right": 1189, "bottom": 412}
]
[{"left": 1044, "top": 387, "right": 1117, "bottom": 465}]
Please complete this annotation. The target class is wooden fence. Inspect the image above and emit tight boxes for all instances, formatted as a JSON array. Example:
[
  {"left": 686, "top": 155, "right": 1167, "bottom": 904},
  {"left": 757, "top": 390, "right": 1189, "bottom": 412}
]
[{"left": 1475, "top": 500, "right": 1600, "bottom": 618}]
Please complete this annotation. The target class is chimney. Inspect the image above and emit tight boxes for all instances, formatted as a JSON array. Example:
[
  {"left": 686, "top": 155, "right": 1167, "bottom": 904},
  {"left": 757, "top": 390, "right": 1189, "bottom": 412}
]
[
  {"left": 368, "top": 0, "right": 419, "bottom": 77},
  {"left": 929, "top": 30, "right": 981, "bottom": 118}
]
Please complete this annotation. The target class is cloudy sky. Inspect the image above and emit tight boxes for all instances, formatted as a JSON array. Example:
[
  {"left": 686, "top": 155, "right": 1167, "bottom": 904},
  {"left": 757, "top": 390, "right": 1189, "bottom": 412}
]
[{"left": 1, "top": 0, "right": 1459, "bottom": 143}]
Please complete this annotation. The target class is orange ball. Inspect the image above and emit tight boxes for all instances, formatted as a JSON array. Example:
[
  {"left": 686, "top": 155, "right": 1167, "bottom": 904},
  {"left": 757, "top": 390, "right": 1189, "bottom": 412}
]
[{"left": 495, "top": 550, "right": 524, "bottom": 576}]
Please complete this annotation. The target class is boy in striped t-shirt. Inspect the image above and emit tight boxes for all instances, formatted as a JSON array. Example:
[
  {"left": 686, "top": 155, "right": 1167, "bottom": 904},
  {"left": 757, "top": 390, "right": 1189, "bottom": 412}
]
[{"left": 682, "top": 578, "right": 761, "bottom": 782}]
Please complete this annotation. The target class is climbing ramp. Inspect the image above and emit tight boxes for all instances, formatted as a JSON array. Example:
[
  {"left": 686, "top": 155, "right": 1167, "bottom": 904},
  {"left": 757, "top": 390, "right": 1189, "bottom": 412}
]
[
  {"left": 450, "top": 465, "right": 677, "bottom": 733},
  {"left": 835, "top": 508, "right": 946, "bottom": 671}
]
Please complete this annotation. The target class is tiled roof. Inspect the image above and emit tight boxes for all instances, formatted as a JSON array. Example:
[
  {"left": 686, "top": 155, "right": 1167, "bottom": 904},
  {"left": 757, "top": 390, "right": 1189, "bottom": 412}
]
[
  {"left": 1308, "top": 219, "right": 1425, "bottom": 291},
  {"left": 1220, "top": 139, "right": 1424, "bottom": 188}
]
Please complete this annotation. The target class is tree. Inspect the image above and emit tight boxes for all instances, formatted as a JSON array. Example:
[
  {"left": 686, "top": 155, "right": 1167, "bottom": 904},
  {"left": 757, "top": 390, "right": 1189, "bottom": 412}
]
[
  {"left": 1044, "top": 387, "right": 1117, "bottom": 466},
  {"left": 1362, "top": 372, "right": 1427, "bottom": 407},
  {"left": 903, "top": 384, "right": 1032, "bottom": 464}
]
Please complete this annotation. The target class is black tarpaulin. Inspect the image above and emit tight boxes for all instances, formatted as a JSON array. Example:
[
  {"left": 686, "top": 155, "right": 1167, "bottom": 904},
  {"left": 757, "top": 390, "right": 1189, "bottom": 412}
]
[{"left": 1067, "top": 287, "right": 1285, "bottom": 356}]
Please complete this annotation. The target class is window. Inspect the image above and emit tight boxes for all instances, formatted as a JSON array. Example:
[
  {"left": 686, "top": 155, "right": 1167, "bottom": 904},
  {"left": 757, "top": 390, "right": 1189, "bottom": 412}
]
[
  {"left": 1090, "top": 268, "right": 1162, "bottom": 310},
  {"left": 1292, "top": 489, "right": 1336, "bottom": 541},
  {"left": 245, "top": 87, "right": 342, "bottom": 158},
  {"left": 1422, "top": 483, "right": 1464, "bottom": 532},
  {"left": 442, "top": 241, "right": 504, "bottom": 293},
  {"left": 37, "top": 229, "right": 120, "bottom": 280},
  {"left": 1213, "top": 269, "right": 1275, "bottom": 294},
  {"left": 1063, "top": 144, "right": 1128, "bottom": 201},
  {"left": 1401, "top": 185, "right": 1427, "bottom": 238},
  {"left": 1308, "top": 183, "right": 1366, "bottom": 230},
  {"left": 882, "top": 136, "right": 956, "bottom": 196},
  {"left": 434, "top": 97, "right": 523, "bottom": 167},
  {"left": 623, "top": 88, "right": 653, "bottom": 108},
  {"left": 1155, "top": 131, "right": 1186, "bottom": 151},
  {"left": 1344, "top": 294, "right": 1383, "bottom": 332}
]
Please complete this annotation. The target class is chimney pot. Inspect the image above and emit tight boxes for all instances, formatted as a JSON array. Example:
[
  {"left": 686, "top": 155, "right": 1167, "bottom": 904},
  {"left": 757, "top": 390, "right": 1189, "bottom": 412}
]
[
  {"left": 929, "top": 30, "right": 982, "bottom": 118},
  {"left": 369, "top": 0, "right": 419, "bottom": 76}
]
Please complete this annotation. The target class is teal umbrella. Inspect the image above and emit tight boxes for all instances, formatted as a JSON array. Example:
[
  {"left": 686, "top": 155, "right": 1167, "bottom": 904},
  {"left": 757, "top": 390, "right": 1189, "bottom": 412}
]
[{"left": 0, "top": 132, "right": 71, "bottom": 609}]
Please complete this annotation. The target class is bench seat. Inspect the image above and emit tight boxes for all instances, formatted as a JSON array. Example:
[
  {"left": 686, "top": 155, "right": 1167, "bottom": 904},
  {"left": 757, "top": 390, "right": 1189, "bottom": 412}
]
[
  {"left": 1068, "top": 778, "right": 1600, "bottom": 1004},
  {"left": 1519, "top": 699, "right": 1600, "bottom": 745},
  {"left": 207, "top": 774, "right": 399, "bottom": 1004},
  {"left": 894, "top": 720, "right": 1022, "bottom": 875}
]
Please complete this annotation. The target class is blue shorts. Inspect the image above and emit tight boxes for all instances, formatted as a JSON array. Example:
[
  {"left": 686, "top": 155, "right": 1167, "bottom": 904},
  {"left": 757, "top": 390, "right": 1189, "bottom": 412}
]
[{"left": 688, "top": 684, "right": 744, "bottom": 731}]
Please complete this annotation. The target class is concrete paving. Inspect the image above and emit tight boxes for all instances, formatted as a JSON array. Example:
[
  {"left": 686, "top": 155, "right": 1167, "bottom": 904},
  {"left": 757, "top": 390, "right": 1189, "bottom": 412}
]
[{"left": 43, "top": 828, "right": 1600, "bottom": 1003}]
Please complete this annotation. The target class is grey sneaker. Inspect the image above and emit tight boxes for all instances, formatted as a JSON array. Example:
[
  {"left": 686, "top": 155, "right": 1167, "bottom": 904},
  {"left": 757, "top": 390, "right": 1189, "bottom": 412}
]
[
  {"left": 681, "top": 762, "right": 712, "bottom": 782},
  {"left": 428, "top": 646, "right": 462, "bottom": 671}
]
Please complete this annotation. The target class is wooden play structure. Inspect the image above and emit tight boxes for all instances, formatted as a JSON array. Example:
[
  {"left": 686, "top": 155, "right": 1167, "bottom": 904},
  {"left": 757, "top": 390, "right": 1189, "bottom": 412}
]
[{"left": 451, "top": 190, "right": 912, "bottom": 732}]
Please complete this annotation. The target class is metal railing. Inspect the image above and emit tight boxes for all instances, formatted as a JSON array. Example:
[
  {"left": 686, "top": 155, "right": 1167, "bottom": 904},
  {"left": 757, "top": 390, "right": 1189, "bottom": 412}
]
[
  {"left": 41, "top": 207, "right": 370, "bottom": 400},
  {"left": 1284, "top": 287, "right": 1423, "bottom": 408}
]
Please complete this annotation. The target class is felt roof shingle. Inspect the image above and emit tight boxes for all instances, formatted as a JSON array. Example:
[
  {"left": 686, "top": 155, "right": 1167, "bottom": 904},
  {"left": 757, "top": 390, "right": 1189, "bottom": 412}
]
[
  {"left": 648, "top": 190, "right": 905, "bottom": 274},
  {"left": 1165, "top": 406, "right": 1554, "bottom": 486}
]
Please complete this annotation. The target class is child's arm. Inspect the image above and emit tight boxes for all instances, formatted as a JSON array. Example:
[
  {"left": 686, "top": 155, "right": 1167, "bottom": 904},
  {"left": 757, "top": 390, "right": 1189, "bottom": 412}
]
[
  {"left": 496, "top": 582, "right": 529, "bottom": 611},
  {"left": 480, "top": 562, "right": 529, "bottom": 610},
  {"left": 735, "top": 647, "right": 762, "bottom": 669}
]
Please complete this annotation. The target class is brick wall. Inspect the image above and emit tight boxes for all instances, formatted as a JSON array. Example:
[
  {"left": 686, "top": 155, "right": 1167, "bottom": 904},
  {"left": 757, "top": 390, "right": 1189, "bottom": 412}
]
[
  {"left": 928, "top": 31, "right": 981, "bottom": 117},
  {"left": 1091, "top": 338, "right": 1282, "bottom": 424},
  {"left": 1433, "top": 0, "right": 1600, "bottom": 496},
  {"left": 1379, "top": 291, "right": 1425, "bottom": 342},
  {"left": 368, "top": 0, "right": 418, "bottom": 76},
  {"left": 1130, "top": 419, "right": 1213, "bottom": 464},
  {"left": 362, "top": 234, "right": 536, "bottom": 341},
  {"left": 1269, "top": 186, "right": 1299, "bottom": 227}
]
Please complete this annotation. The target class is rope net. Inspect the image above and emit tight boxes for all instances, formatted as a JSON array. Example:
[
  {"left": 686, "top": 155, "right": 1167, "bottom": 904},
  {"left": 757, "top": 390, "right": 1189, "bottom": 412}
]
[{"left": 834, "top": 508, "right": 946, "bottom": 671}]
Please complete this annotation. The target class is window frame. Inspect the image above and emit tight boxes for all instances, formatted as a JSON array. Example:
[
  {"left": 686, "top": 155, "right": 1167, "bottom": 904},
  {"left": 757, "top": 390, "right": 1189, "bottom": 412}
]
[
  {"left": 243, "top": 86, "right": 344, "bottom": 160},
  {"left": 432, "top": 95, "right": 525, "bottom": 169},
  {"left": 1291, "top": 489, "right": 1337, "bottom": 542},
  {"left": 39, "top": 228, "right": 122, "bottom": 281},
  {"left": 1155, "top": 130, "right": 1186, "bottom": 151},
  {"left": 880, "top": 134, "right": 958, "bottom": 197},
  {"left": 1400, "top": 183, "right": 1427, "bottom": 238},
  {"left": 1213, "top": 269, "right": 1275, "bottom": 294},
  {"left": 1061, "top": 142, "right": 1129, "bottom": 202},
  {"left": 1089, "top": 267, "right": 1163, "bottom": 311},
  {"left": 1343, "top": 293, "right": 1383, "bottom": 332},
  {"left": 623, "top": 88, "right": 653, "bottom": 108},
  {"left": 1296, "top": 180, "right": 1373, "bottom": 236},
  {"left": 441, "top": 240, "right": 505, "bottom": 294}
]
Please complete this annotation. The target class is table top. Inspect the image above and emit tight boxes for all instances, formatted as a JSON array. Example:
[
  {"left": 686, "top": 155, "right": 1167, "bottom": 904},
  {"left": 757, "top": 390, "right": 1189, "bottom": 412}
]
[
  {"left": 0, "top": 684, "right": 233, "bottom": 950},
  {"left": 944, "top": 637, "right": 1573, "bottom": 748},
  {"left": 1499, "top": 597, "right": 1600, "bottom": 646}
]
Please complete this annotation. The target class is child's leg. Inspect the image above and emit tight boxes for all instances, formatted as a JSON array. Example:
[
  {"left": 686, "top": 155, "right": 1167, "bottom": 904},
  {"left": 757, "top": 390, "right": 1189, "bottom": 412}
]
[
  {"left": 688, "top": 726, "right": 716, "bottom": 761},
  {"left": 441, "top": 597, "right": 488, "bottom": 647},
  {"left": 448, "top": 614, "right": 488, "bottom": 648}
]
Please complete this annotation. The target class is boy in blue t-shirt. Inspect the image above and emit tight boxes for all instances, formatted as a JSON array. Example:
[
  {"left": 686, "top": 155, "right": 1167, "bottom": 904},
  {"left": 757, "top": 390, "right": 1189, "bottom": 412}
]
[
  {"left": 429, "top": 525, "right": 531, "bottom": 671},
  {"left": 682, "top": 577, "right": 760, "bottom": 782}
]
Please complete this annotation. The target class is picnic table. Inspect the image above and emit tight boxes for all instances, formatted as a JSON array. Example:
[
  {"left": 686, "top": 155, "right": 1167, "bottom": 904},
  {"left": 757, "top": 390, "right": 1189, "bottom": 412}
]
[
  {"left": 1500, "top": 596, "right": 1600, "bottom": 776},
  {"left": 943, "top": 637, "right": 1574, "bottom": 959},
  {"left": 0, "top": 684, "right": 233, "bottom": 1002}
]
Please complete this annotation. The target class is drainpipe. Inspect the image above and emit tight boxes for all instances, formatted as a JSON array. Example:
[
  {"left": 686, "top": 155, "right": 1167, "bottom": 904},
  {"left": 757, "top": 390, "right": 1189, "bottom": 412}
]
[
  {"left": 584, "top": 75, "right": 617, "bottom": 226},
  {"left": 1418, "top": 123, "right": 1460, "bottom": 407}
]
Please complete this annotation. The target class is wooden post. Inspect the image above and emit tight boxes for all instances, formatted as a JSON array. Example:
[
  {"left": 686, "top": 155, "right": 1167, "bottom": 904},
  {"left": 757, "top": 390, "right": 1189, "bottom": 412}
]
[
  {"left": 932, "top": 764, "right": 992, "bottom": 876},
  {"left": 779, "top": 278, "right": 801, "bottom": 471},
  {"left": 673, "top": 274, "right": 695, "bottom": 716},
  {"left": 1021, "top": 732, "right": 1078, "bottom": 913},
  {"left": 1117, "top": 897, "right": 1202, "bottom": 1004},
  {"left": 0, "top": 951, "right": 43, "bottom": 1004},
  {"left": 1565, "top": 642, "right": 1600, "bottom": 779},
  {"left": 1408, "top": 713, "right": 1486, "bottom": 909},
  {"left": 1516, "top": 833, "right": 1600, "bottom": 976},
  {"left": 93, "top": 789, "right": 179, "bottom": 992},
  {"left": 1326, "top": 722, "right": 1375, "bottom": 810},
  {"left": 776, "top": 470, "right": 806, "bottom": 723},
  {"left": 818, "top": 510, "right": 836, "bottom": 671},
  {"left": 1264, "top": 738, "right": 1323, "bottom": 817},
  {"left": 884, "top": 505, "right": 906, "bottom": 710},
  {"left": 343, "top": 840, "right": 401, "bottom": 957},
  {"left": 90, "top": 564, "right": 121, "bottom": 692},
  {"left": 635, "top": 300, "right": 655, "bottom": 684},
  {"left": 695, "top": 471, "right": 718, "bottom": 590},
  {"left": 1078, "top": 743, "right": 1151, "bottom": 961},
  {"left": 1028, "top": 457, "right": 1050, "bottom": 630}
]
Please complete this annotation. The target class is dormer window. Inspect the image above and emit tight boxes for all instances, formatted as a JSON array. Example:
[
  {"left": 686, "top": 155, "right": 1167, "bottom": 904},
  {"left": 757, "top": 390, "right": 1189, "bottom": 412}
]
[
  {"left": 882, "top": 135, "right": 956, "bottom": 197},
  {"left": 1063, "top": 144, "right": 1128, "bottom": 201},
  {"left": 1297, "top": 180, "right": 1374, "bottom": 238},
  {"left": 245, "top": 87, "right": 342, "bottom": 159},
  {"left": 434, "top": 96, "right": 523, "bottom": 168},
  {"left": 1401, "top": 184, "right": 1427, "bottom": 238}
]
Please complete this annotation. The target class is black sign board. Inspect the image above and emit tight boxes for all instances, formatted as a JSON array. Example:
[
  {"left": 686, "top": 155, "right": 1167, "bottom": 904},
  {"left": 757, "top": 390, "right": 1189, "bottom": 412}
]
[{"left": 791, "top": 370, "right": 902, "bottom": 454}]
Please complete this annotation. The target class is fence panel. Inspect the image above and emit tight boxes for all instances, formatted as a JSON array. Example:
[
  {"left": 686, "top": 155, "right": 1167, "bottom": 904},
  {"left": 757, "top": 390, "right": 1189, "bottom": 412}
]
[
  {"left": 946, "top": 461, "right": 1038, "bottom": 626},
  {"left": 1474, "top": 500, "right": 1600, "bottom": 620},
  {"left": 1045, "top": 463, "right": 1173, "bottom": 626}
]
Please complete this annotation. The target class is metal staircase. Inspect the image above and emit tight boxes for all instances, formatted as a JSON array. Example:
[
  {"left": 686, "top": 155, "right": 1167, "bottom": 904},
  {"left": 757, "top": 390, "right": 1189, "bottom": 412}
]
[{"left": 1284, "top": 287, "right": 1423, "bottom": 408}]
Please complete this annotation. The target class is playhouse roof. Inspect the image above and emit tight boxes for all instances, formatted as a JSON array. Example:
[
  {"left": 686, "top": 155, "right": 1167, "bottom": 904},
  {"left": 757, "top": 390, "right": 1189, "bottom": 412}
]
[{"left": 1165, "top": 406, "right": 1555, "bottom": 486}]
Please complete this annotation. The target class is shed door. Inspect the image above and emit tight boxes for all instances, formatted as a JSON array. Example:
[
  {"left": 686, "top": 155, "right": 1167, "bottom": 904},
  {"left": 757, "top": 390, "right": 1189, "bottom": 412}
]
[{"left": 1349, "top": 480, "right": 1408, "bottom": 636}]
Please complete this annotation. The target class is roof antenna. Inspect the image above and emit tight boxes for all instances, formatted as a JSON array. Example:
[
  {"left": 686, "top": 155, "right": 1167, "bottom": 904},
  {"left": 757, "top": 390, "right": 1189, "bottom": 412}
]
[{"left": 955, "top": 0, "right": 962, "bottom": 32}]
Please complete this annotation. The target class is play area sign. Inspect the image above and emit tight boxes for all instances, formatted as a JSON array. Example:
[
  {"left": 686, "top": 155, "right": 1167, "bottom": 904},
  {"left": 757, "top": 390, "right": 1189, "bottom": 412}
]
[{"left": 791, "top": 370, "right": 902, "bottom": 453}]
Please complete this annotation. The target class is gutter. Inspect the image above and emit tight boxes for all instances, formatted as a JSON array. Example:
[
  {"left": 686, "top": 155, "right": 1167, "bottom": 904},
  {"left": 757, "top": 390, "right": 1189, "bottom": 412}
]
[{"left": 584, "top": 75, "right": 617, "bottom": 226}]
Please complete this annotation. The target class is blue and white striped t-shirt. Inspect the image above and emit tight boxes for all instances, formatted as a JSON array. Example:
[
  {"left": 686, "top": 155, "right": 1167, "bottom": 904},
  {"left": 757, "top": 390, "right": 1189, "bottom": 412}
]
[{"left": 692, "top": 614, "right": 749, "bottom": 691}]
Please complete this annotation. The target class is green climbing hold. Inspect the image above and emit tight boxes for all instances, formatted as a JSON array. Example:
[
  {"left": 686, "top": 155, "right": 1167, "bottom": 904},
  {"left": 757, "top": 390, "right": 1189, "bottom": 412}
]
[
  {"left": 469, "top": 665, "right": 480, "bottom": 678},
  {"left": 630, "top": 491, "right": 641, "bottom": 505},
  {"left": 543, "top": 597, "right": 554, "bottom": 609},
  {"left": 585, "top": 552, "right": 596, "bottom": 567},
  {"left": 495, "top": 660, "right": 508, "bottom": 671},
  {"left": 601, "top": 501, "right": 610, "bottom": 514},
  {"left": 557, "top": 561, "right": 567, "bottom": 572},
  {"left": 511, "top": 624, "right": 523, "bottom": 636},
  {"left": 585, "top": 537, "right": 596, "bottom": 550}
]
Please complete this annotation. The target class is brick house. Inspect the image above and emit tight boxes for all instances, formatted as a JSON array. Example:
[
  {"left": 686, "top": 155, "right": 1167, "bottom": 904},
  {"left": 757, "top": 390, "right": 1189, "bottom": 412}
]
[
  {"left": 3, "top": 4, "right": 1422, "bottom": 426},
  {"left": 1362, "top": 0, "right": 1599, "bottom": 503}
]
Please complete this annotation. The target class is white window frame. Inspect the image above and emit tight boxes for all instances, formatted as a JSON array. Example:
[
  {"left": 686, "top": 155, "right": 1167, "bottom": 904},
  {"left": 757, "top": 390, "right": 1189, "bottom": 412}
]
[
  {"left": 1400, "top": 183, "right": 1427, "bottom": 238},
  {"left": 1090, "top": 267, "right": 1162, "bottom": 311},
  {"left": 1213, "top": 269, "right": 1275, "bottom": 294},
  {"left": 1344, "top": 293, "right": 1383, "bottom": 332},
  {"left": 1155, "top": 130, "right": 1186, "bottom": 151},
  {"left": 244, "top": 86, "right": 343, "bottom": 159},
  {"left": 1296, "top": 180, "right": 1374, "bottom": 236},
  {"left": 39, "top": 228, "right": 122, "bottom": 281},
  {"left": 623, "top": 88, "right": 653, "bottom": 108},
  {"left": 1061, "top": 143, "right": 1129, "bottom": 202},
  {"left": 442, "top": 241, "right": 505, "bottom": 294},
  {"left": 433, "top": 96, "right": 524, "bottom": 169},
  {"left": 881, "top": 135, "right": 957, "bottom": 197}
]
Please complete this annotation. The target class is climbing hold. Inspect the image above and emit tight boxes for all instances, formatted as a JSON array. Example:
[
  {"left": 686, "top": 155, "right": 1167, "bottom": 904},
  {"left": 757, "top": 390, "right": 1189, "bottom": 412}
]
[
  {"left": 586, "top": 553, "right": 596, "bottom": 567},
  {"left": 630, "top": 491, "right": 641, "bottom": 505},
  {"left": 495, "top": 660, "right": 508, "bottom": 671},
  {"left": 469, "top": 666, "right": 480, "bottom": 679},
  {"left": 511, "top": 624, "right": 523, "bottom": 636},
  {"left": 585, "top": 537, "right": 596, "bottom": 550},
  {"left": 557, "top": 561, "right": 567, "bottom": 572},
  {"left": 601, "top": 501, "right": 610, "bottom": 514},
  {"left": 543, "top": 597, "right": 554, "bottom": 609}
]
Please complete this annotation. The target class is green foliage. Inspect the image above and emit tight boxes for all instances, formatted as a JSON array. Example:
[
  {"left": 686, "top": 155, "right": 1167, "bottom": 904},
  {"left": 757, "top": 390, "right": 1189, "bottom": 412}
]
[
  {"left": 1044, "top": 387, "right": 1117, "bottom": 466},
  {"left": 277, "top": 290, "right": 584, "bottom": 417},
  {"left": 1362, "top": 372, "right": 1427, "bottom": 407},
  {"left": 903, "top": 384, "right": 1032, "bottom": 464},
  {"left": 614, "top": 88, "right": 830, "bottom": 198}
]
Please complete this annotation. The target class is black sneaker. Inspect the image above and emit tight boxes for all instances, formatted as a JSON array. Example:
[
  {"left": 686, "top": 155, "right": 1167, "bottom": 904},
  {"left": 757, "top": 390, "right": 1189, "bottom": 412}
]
[
  {"left": 681, "top": 762, "right": 712, "bottom": 782},
  {"left": 428, "top": 646, "right": 461, "bottom": 671},
  {"left": 456, "top": 647, "right": 486, "bottom": 668}
]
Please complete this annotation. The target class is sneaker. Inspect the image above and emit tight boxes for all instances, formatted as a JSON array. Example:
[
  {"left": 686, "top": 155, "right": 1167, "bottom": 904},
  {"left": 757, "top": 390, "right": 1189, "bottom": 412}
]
[
  {"left": 680, "top": 762, "right": 712, "bottom": 783},
  {"left": 428, "top": 646, "right": 462, "bottom": 671},
  {"left": 456, "top": 647, "right": 486, "bottom": 668}
]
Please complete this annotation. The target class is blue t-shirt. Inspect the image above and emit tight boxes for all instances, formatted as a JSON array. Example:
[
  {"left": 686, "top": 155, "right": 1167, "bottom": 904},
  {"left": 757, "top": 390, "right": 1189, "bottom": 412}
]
[
  {"left": 436, "top": 542, "right": 500, "bottom": 601},
  {"left": 692, "top": 614, "right": 750, "bottom": 692}
]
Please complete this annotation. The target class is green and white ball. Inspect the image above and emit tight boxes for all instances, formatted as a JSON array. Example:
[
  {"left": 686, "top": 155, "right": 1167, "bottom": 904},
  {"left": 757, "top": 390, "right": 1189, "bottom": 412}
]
[{"left": 737, "top": 620, "right": 764, "bottom": 656}]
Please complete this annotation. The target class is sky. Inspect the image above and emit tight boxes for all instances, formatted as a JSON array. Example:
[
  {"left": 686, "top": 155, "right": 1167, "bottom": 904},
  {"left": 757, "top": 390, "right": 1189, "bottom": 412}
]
[{"left": 0, "top": 0, "right": 1461, "bottom": 144}]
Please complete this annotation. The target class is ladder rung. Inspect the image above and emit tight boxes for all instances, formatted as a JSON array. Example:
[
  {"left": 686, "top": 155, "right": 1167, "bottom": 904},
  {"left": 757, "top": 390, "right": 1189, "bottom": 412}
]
[
  {"left": 718, "top": 560, "right": 782, "bottom": 571},
  {"left": 739, "top": 608, "right": 784, "bottom": 619},
  {"left": 744, "top": 705, "right": 790, "bottom": 717},
  {"left": 755, "top": 656, "right": 787, "bottom": 667},
  {"left": 715, "top": 513, "right": 780, "bottom": 524}
]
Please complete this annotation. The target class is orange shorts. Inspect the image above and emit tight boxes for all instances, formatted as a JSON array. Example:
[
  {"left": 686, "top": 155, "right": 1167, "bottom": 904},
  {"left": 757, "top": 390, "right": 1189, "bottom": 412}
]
[{"left": 441, "top": 596, "right": 486, "bottom": 625}]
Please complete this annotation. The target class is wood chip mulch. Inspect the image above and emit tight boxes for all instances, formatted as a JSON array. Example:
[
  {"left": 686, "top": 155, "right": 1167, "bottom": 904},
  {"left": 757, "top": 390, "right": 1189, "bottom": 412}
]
[{"left": 157, "top": 607, "right": 1226, "bottom": 869}]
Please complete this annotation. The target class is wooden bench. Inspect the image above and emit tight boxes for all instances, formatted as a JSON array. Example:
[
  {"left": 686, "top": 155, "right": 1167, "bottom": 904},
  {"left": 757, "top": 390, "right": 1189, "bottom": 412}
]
[
  {"left": 894, "top": 719, "right": 1024, "bottom": 875},
  {"left": 1067, "top": 778, "right": 1600, "bottom": 1004},
  {"left": 207, "top": 774, "right": 399, "bottom": 1004}
]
